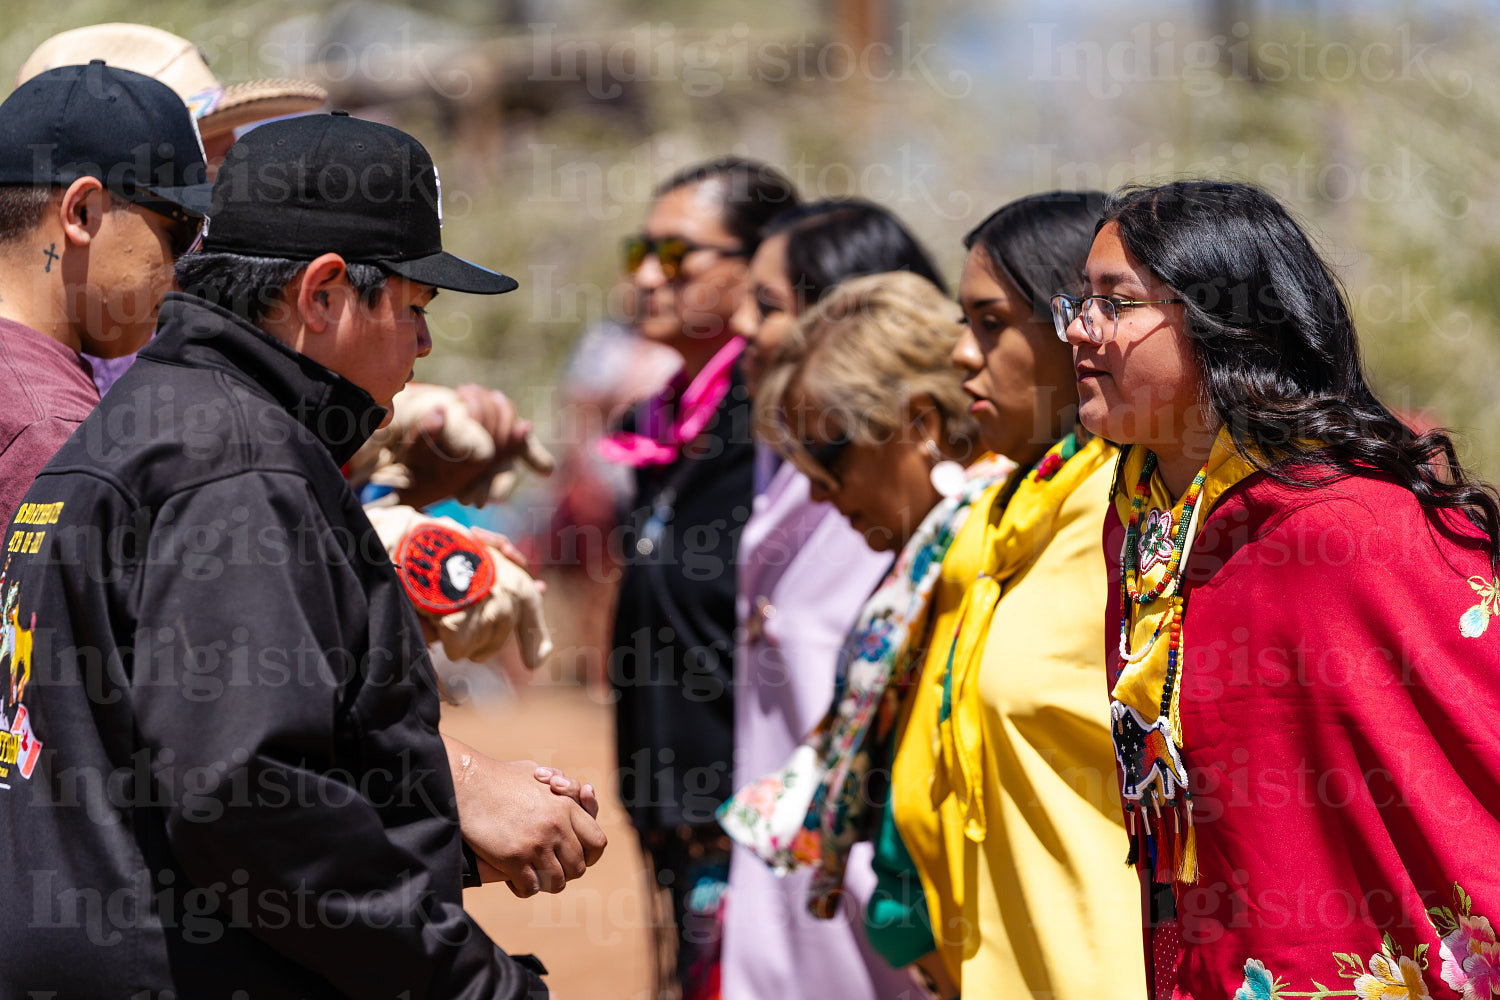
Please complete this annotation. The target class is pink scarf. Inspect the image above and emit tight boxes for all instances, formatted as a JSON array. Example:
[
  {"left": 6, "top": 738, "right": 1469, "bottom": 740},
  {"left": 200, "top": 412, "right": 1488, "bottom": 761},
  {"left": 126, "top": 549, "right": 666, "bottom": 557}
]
[{"left": 596, "top": 337, "right": 745, "bottom": 467}]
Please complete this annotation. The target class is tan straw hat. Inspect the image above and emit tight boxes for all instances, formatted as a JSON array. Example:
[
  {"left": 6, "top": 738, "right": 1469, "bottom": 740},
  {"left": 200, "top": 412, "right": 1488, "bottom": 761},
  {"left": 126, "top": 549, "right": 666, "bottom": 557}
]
[{"left": 17, "top": 23, "right": 326, "bottom": 139}]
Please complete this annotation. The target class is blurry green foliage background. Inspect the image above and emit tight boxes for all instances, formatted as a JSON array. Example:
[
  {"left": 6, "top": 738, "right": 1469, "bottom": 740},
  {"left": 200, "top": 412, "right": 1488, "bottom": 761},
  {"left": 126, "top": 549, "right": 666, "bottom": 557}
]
[{"left": 5, "top": 0, "right": 1498, "bottom": 476}]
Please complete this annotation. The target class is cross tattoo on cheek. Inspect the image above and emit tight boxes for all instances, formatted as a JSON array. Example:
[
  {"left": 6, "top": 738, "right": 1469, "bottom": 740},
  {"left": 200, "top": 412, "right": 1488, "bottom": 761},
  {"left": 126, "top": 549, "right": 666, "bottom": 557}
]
[{"left": 42, "top": 243, "right": 59, "bottom": 272}]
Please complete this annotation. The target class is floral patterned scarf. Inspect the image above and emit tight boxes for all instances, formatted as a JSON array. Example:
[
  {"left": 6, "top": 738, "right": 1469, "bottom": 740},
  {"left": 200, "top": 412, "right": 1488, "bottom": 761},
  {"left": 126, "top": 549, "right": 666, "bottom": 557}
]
[{"left": 718, "top": 454, "right": 1013, "bottom": 914}]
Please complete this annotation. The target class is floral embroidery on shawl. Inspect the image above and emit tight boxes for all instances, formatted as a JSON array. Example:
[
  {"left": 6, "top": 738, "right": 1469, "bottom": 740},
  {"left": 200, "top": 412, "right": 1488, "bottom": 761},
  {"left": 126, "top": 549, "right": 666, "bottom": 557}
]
[
  {"left": 1032, "top": 450, "right": 1064, "bottom": 482},
  {"left": 1234, "top": 884, "right": 1492, "bottom": 1000},
  {"left": 1460, "top": 577, "right": 1500, "bottom": 639},
  {"left": 1435, "top": 885, "right": 1500, "bottom": 999}
]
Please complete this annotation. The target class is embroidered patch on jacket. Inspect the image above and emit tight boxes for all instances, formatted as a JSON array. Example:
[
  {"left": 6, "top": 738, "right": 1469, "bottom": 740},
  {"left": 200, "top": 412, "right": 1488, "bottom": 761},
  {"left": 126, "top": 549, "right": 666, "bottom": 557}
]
[
  {"left": 396, "top": 524, "right": 495, "bottom": 615},
  {"left": 1460, "top": 576, "right": 1500, "bottom": 639},
  {"left": 1, "top": 561, "right": 42, "bottom": 789}
]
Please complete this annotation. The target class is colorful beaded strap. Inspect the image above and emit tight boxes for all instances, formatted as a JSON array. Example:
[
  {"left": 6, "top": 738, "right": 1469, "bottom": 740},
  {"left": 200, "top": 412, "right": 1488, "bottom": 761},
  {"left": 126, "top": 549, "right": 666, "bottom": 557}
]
[{"left": 1122, "top": 452, "right": 1208, "bottom": 605}]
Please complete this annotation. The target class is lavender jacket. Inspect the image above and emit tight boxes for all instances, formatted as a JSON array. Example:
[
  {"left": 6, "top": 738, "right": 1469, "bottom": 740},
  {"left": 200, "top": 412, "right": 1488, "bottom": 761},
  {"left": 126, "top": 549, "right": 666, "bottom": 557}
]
[{"left": 720, "top": 450, "right": 910, "bottom": 1000}]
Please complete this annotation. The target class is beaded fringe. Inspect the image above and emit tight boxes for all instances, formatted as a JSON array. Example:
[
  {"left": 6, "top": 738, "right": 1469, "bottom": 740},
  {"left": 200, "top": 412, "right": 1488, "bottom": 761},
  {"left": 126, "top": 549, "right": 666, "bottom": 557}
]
[{"left": 1124, "top": 795, "right": 1199, "bottom": 886}]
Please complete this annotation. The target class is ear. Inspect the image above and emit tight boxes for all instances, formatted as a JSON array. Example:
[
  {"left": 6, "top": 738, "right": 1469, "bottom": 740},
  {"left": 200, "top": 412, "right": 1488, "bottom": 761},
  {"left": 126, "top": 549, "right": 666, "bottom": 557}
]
[
  {"left": 295, "top": 253, "right": 352, "bottom": 334},
  {"left": 58, "top": 177, "right": 106, "bottom": 248}
]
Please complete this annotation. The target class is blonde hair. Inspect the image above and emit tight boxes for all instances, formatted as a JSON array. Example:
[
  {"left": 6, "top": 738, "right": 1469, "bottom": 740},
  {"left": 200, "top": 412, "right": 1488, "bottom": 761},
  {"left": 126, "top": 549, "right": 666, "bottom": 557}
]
[{"left": 754, "top": 270, "right": 977, "bottom": 456}]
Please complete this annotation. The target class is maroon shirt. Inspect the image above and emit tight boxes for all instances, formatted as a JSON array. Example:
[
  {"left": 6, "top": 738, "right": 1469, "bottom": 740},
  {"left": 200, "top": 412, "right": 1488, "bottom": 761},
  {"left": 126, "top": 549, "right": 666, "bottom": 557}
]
[{"left": 0, "top": 318, "right": 98, "bottom": 526}]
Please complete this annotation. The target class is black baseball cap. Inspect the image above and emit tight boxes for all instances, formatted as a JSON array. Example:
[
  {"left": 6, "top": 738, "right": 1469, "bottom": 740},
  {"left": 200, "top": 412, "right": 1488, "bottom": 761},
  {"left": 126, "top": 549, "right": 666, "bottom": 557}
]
[
  {"left": 202, "top": 112, "right": 518, "bottom": 295},
  {"left": 0, "top": 60, "right": 210, "bottom": 221}
]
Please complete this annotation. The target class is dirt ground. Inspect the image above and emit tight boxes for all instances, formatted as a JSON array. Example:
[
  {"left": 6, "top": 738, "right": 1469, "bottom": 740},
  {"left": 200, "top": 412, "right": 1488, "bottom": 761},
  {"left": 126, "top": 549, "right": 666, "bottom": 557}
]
[{"left": 443, "top": 682, "right": 656, "bottom": 1000}]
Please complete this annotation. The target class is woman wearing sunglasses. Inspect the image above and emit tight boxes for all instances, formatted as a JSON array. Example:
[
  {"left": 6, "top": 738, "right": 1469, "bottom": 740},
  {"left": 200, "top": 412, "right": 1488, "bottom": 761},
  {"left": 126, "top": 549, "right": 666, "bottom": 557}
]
[
  {"left": 723, "top": 269, "right": 1008, "bottom": 997},
  {"left": 717, "top": 200, "right": 947, "bottom": 1000},
  {"left": 602, "top": 156, "right": 797, "bottom": 999},
  {"left": 883, "top": 193, "right": 1145, "bottom": 999},
  {"left": 1062, "top": 180, "right": 1500, "bottom": 999}
]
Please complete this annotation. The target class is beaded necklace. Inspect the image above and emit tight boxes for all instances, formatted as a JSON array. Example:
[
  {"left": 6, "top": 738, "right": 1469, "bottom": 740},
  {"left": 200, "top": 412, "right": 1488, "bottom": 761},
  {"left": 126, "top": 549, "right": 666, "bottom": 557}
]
[
  {"left": 1117, "top": 453, "right": 1208, "bottom": 669},
  {"left": 1114, "top": 449, "right": 1211, "bottom": 886}
]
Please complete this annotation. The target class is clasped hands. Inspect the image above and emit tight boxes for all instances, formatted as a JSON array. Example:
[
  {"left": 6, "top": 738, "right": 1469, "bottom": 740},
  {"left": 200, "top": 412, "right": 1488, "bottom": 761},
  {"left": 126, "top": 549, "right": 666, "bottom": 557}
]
[{"left": 445, "top": 735, "right": 607, "bottom": 898}]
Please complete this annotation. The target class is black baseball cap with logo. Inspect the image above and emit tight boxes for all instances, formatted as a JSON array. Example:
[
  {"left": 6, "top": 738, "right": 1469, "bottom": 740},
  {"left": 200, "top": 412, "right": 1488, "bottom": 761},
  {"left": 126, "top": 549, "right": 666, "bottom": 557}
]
[
  {"left": 203, "top": 111, "right": 518, "bottom": 295},
  {"left": 0, "top": 60, "right": 211, "bottom": 222}
]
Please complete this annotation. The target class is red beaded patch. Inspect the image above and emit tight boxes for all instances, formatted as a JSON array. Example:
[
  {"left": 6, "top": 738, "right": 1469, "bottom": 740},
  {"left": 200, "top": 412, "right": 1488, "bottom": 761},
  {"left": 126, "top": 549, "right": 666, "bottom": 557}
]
[{"left": 395, "top": 523, "right": 496, "bottom": 615}]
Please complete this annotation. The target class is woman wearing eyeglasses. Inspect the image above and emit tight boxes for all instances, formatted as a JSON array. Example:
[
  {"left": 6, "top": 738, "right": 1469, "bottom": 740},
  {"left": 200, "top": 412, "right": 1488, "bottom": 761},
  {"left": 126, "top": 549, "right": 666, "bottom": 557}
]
[
  {"left": 602, "top": 156, "right": 797, "bottom": 999},
  {"left": 874, "top": 193, "right": 1146, "bottom": 1000},
  {"left": 717, "top": 200, "right": 948, "bottom": 1000},
  {"left": 1062, "top": 180, "right": 1500, "bottom": 1000}
]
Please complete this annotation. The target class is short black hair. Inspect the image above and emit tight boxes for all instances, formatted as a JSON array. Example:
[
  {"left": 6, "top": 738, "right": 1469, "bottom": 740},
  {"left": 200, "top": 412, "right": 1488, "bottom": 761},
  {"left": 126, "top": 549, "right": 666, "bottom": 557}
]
[
  {"left": 654, "top": 156, "right": 799, "bottom": 254},
  {"left": 174, "top": 252, "right": 387, "bottom": 325},
  {"left": 0, "top": 185, "right": 56, "bottom": 245},
  {"left": 762, "top": 198, "right": 946, "bottom": 308}
]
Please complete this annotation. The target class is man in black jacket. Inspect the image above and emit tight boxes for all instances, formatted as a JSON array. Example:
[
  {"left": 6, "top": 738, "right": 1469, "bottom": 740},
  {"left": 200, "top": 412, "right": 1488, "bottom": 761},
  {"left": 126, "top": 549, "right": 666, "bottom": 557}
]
[{"left": 0, "top": 113, "right": 571, "bottom": 998}]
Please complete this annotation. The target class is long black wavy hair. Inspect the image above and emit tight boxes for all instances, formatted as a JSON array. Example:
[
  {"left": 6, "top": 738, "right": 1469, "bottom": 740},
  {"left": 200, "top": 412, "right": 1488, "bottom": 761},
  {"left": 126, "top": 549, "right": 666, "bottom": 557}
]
[
  {"left": 761, "top": 197, "right": 946, "bottom": 307},
  {"left": 1104, "top": 180, "right": 1500, "bottom": 570}
]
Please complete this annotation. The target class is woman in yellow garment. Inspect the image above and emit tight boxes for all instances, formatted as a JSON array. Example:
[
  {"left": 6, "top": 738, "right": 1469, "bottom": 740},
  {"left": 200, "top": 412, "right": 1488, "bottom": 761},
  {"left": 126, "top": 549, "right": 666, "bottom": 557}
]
[{"left": 889, "top": 193, "right": 1146, "bottom": 998}]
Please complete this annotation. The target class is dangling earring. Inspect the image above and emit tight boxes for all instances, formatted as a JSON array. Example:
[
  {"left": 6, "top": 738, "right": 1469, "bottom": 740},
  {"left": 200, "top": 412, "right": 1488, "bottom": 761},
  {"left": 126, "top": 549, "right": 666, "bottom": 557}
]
[{"left": 925, "top": 439, "right": 965, "bottom": 499}]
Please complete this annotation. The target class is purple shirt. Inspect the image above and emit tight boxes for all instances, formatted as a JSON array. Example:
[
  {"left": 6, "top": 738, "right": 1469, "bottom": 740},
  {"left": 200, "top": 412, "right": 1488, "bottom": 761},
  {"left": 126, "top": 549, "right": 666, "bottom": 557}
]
[
  {"left": 0, "top": 319, "right": 98, "bottom": 526},
  {"left": 722, "top": 450, "right": 910, "bottom": 1000},
  {"left": 81, "top": 350, "right": 137, "bottom": 397}
]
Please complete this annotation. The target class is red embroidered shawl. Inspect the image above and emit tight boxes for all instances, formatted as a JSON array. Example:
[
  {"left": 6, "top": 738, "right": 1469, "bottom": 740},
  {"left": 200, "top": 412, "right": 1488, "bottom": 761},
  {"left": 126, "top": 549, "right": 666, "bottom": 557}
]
[{"left": 1104, "top": 469, "right": 1500, "bottom": 1000}]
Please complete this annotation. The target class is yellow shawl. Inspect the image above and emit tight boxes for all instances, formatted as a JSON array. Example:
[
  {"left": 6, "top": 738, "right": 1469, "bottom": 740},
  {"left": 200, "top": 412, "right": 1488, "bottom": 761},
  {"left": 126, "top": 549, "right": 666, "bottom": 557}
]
[
  {"left": 936, "top": 433, "right": 1117, "bottom": 842},
  {"left": 895, "top": 433, "right": 1141, "bottom": 996}
]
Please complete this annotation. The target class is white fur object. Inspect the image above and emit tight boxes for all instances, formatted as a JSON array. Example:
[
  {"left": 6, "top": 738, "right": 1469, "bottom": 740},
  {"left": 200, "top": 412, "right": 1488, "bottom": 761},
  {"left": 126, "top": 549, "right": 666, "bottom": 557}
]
[
  {"left": 348, "top": 384, "right": 555, "bottom": 507},
  {"left": 365, "top": 505, "right": 554, "bottom": 670}
]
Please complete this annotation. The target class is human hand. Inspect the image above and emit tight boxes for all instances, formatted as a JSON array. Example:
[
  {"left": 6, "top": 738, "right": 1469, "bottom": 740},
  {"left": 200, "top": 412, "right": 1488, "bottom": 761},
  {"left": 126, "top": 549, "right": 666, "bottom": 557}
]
[
  {"left": 474, "top": 767, "right": 603, "bottom": 881},
  {"left": 533, "top": 765, "right": 599, "bottom": 818},
  {"left": 394, "top": 385, "right": 517, "bottom": 509},
  {"left": 366, "top": 508, "right": 553, "bottom": 668},
  {"left": 445, "top": 736, "right": 606, "bottom": 897},
  {"left": 471, "top": 527, "right": 546, "bottom": 596},
  {"left": 395, "top": 385, "right": 555, "bottom": 510},
  {"left": 455, "top": 384, "right": 529, "bottom": 462}
]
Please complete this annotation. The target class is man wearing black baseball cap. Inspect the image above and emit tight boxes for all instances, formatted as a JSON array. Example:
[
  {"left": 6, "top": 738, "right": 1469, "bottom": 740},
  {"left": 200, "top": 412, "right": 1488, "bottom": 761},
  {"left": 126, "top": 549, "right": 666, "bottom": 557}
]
[
  {"left": 204, "top": 110, "right": 518, "bottom": 297},
  {"left": 182, "top": 109, "right": 517, "bottom": 420},
  {"left": 0, "top": 113, "right": 574, "bottom": 998},
  {"left": 0, "top": 59, "right": 209, "bottom": 525}
]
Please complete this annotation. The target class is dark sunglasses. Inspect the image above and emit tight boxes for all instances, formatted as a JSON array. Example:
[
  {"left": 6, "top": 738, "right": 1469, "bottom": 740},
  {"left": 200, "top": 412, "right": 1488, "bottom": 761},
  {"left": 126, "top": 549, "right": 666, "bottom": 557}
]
[
  {"left": 804, "top": 431, "right": 852, "bottom": 474},
  {"left": 110, "top": 185, "right": 206, "bottom": 258},
  {"left": 786, "top": 430, "right": 853, "bottom": 492},
  {"left": 622, "top": 234, "right": 746, "bottom": 281}
]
